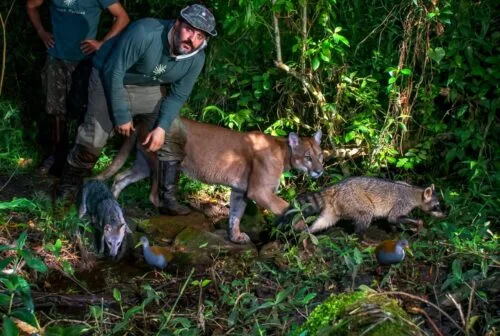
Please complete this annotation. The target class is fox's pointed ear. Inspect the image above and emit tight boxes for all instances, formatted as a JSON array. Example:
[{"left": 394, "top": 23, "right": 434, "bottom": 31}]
[
  {"left": 288, "top": 132, "right": 300, "bottom": 149},
  {"left": 314, "top": 130, "right": 322, "bottom": 145},
  {"left": 423, "top": 187, "right": 433, "bottom": 202},
  {"left": 124, "top": 223, "right": 132, "bottom": 234}
]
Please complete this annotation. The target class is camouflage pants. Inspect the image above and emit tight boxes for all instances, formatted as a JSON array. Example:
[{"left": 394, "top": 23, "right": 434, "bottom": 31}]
[
  {"left": 68, "top": 68, "right": 186, "bottom": 168},
  {"left": 41, "top": 57, "right": 79, "bottom": 117}
]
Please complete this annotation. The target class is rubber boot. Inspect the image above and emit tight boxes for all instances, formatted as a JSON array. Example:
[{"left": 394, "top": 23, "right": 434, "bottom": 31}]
[
  {"left": 158, "top": 160, "right": 191, "bottom": 216},
  {"left": 56, "top": 144, "right": 99, "bottom": 204}
]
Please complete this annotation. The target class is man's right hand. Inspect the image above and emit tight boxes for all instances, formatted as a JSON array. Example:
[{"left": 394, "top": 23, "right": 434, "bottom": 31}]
[
  {"left": 38, "top": 30, "right": 54, "bottom": 49},
  {"left": 114, "top": 121, "right": 135, "bottom": 137}
]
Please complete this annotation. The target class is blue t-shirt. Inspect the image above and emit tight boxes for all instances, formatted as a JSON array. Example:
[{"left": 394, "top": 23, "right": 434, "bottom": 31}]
[{"left": 48, "top": 0, "right": 117, "bottom": 61}]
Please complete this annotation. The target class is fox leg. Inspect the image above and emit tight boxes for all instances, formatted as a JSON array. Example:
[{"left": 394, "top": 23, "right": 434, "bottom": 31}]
[
  {"left": 228, "top": 189, "right": 250, "bottom": 244},
  {"left": 78, "top": 190, "right": 87, "bottom": 219},
  {"left": 388, "top": 208, "right": 423, "bottom": 231},
  {"left": 99, "top": 231, "right": 105, "bottom": 254},
  {"left": 394, "top": 216, "right": 424, "bottom": 233},
  {"left": 307, "top": 209, "right": 339, "bottom": 233},
  {"left": 78, "top": 203, "right": 87, "bottom": 219},
  {"left": 395, "top": 216, "right": 423, "bottom": 226}
]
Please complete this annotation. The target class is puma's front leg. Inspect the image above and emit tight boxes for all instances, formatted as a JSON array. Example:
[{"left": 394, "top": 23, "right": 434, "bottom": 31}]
[
  {"left": 228, "top": 189, "right": 251, "bottom": 244},
  {"left": 249, "top": 191, "right": 289, "bottom": 215}
]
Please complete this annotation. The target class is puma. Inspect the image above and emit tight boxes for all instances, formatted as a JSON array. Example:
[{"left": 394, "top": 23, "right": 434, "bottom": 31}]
[{"left": 95, "top": 117, "right": 324, "bottom": 244}]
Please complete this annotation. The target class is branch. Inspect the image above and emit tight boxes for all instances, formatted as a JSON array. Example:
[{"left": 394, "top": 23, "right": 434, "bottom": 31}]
[
  {"left": 272, "top": 0, "right": 282, "bottom": 63},
  {"left": 274, "top": 60, "right": 326, "bottom": 106},
  {"left": 271, "top": 1, "right": 325, "bottom": 111}
]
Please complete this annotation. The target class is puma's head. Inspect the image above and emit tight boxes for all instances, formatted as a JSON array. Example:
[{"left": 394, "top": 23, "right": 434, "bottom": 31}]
[
  {"left": 288, "top": 130, "right": 324, "bottom": 179},
  {"left": 104, "top": 223, "right": 130, "bottom": 257}
]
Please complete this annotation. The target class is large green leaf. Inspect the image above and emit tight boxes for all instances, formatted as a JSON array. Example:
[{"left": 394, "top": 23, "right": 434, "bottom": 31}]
[
  {"left": 427, "top": 47, "right": 446, "bottom": 63},
  {"left": 2, "top": 315, "right": 19, "bottom": 336}
]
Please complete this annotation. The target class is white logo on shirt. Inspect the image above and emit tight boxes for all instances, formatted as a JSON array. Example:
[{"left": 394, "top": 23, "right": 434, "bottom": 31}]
[
  {"left": 63, "top": 0, "right": 76, "bottom": 7},
  {"left": 152, "top": 64, "right": 167, "bottom": 80}
]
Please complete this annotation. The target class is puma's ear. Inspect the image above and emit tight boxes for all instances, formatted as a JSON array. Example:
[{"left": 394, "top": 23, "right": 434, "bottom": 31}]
[
  {"left": 104, "top": 224, "right": 112, "bottom": 233},
  {"left": 313, "top": 130, "right": 322, "bottom": 145},
  {"left": 288, "top": 132, "right": 300, "bottom": 149}
]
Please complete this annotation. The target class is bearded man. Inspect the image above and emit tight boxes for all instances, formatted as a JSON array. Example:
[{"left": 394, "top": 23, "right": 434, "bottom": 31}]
[{"left": 57, "top": 4, "right": 217, "bottom": 216}]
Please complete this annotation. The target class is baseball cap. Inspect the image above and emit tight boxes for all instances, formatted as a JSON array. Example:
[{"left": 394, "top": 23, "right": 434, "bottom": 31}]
[{"left": 180, "top": 4, "right": 217, "bottom": 37}]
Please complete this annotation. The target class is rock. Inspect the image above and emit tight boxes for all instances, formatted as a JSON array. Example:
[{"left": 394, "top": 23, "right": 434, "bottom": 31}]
[
  {"left": 149, "top": 211, "right": 212, "bottom": 240},
  {"left": 174, "top": 227, "right": 257, "bottom": 264}
]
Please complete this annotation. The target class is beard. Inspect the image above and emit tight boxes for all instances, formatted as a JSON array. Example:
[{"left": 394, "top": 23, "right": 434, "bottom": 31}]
[{"left": 173, "top": 29, "right": 195, "bottom": 55}]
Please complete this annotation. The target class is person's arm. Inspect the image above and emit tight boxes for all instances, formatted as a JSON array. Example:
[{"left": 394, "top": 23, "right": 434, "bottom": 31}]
[
  {"left": 142, "top": 57, "right": 205, "bottom": 152},
  {"left": 101, "top": 22, "right": 149, "bottom": 132},
  {"left": 81, "top": 2, "right": 129, "bottom": 55},
  {"left": 26, "top": 0, "right": 54, "bottom": 49},
  {"left": 157, "top": 57, "right": 204, "bottom": 131}
]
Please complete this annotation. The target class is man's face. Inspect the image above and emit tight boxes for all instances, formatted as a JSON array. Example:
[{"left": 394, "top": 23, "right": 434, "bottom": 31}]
[{"left": 173, "top": 20, "right": 207, "bottom": 55}]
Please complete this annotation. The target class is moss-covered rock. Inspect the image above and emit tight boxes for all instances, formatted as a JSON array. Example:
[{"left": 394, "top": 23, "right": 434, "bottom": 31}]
[{"left": 296, "top": 290, "right": 418, "bottom": 336}]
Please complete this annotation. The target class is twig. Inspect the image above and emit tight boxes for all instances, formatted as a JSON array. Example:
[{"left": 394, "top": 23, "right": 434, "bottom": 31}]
[
  {"left": 465, "top": 281, "right": 476, "bottom": 335},
  {"left": 43, "top": 318, "right": 92, "bottom": 330},
  {"left": 409, "top": 306, "right": 444, "bottom": 336},
  {"left": 447, "top": 293, "right": 465, "bottom": 328},
  {"left": 370, "top": 291, "right": 465, "bottom": 333},
  {"left": 156, "top": 267, "right": 195, "bottom": 334},
  {"left": 0, "top": 0, "right": 16, "bottom": 95},
  {"left": 354, "top": 5, "right": 398, "bottom": 57},
  {"left": 271, "top": 0, "right": 282, "bottom": 63},
  {"left": 478, "top": 112, "right": 494, "bottom": 160},
  {"left": 0, "top": 166, "right": 18, "bottom": 193}
]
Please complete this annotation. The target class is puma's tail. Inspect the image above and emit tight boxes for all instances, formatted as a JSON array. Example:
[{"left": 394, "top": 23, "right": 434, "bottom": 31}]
[{"left": 94, "top": 132, "right": 138, "bottom": 181}]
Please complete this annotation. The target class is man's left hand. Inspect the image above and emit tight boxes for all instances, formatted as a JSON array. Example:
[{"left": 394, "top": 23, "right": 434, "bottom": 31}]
[
  {"left": 142, "top": 127, "right": 166, "bottom": 152},
  {"left": 80, "top": 39, "right": 103, "bottom": 55}
]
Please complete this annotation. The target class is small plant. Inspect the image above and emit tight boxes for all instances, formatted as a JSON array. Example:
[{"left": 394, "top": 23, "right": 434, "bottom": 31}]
[{"left": 0, "top": 231, "right": 47, "bottom": 335}]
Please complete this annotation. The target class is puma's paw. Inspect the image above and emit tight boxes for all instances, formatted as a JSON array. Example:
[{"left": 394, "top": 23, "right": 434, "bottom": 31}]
[{"left": 230, "top": 232, "right": 251, "bottom": 244}]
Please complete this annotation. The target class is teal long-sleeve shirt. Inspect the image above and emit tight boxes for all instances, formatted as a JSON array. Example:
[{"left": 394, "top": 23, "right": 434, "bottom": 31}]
[{"left": 94, "top": 18, "right": 205, "bottom": 131}]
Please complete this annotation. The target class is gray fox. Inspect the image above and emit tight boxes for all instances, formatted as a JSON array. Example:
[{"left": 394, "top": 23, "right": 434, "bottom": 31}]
[
  {"left": 280, "top": 177, "right": 445, "bottom": 239},
  {"left": 78, "top": 180, "right": 132, "bottom": 258}
]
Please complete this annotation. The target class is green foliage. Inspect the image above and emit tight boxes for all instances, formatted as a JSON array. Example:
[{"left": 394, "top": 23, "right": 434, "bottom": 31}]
[
  {"left": 0, "top": 231, "right": 46, "bottom": 335},
  {"left": 0, "top": 101, "right": 37, "bottom": 171}
]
